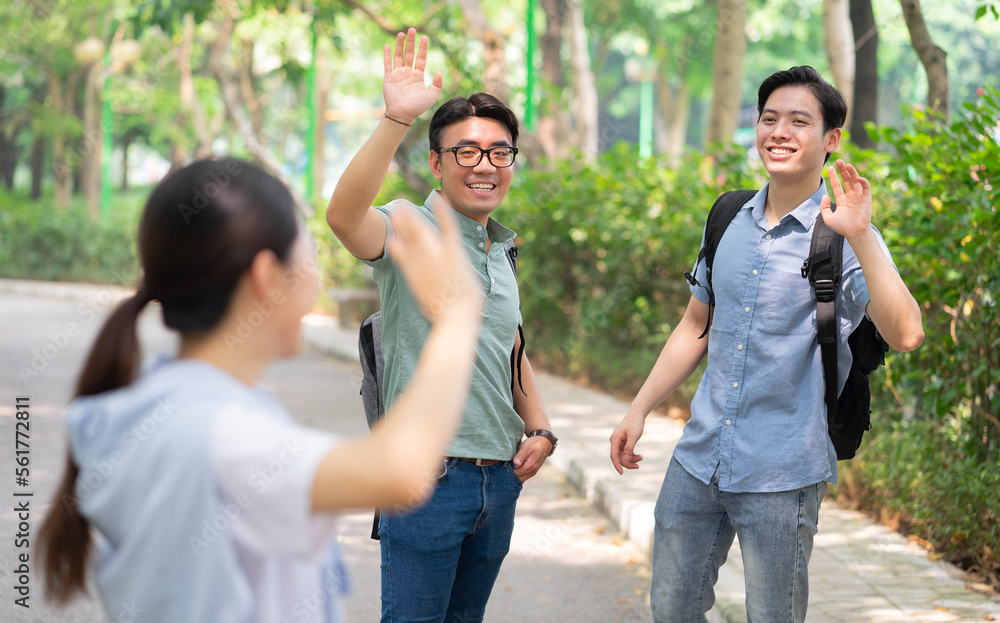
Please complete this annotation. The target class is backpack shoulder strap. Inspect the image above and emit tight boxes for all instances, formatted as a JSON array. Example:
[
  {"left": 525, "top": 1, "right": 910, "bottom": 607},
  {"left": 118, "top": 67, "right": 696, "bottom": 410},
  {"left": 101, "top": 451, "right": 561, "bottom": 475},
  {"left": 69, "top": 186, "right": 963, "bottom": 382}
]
[
  {"left": 802, "top": 211, "right": 844, "bottom": 430},
  {"left": 503, "top": 239, "right": 518, "bottom": 277},
  {"left": 684, "top": 189, "right": 757, "bottom": 338},
  {"left": 502, "top": 239, "right": 526, "bottom": 396}
]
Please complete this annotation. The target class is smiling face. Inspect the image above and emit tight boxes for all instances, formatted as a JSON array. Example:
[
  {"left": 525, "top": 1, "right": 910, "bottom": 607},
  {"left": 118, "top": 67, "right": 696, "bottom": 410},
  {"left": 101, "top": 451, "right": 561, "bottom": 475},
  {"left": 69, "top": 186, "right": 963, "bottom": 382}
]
[
  {"left": 756, "top": 85, "right": 841, "bottom": 185},
  {"left": 429, "top": 116, "right": 514, "bottom": 223}
]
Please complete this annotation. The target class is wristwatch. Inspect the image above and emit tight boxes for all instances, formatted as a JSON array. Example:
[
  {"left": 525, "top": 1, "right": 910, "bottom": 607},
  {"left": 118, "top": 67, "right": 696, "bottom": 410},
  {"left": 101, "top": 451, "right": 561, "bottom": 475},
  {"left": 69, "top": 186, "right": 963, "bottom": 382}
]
[{"left": 526, "top": 429, "right": 558, "bottom": 456}]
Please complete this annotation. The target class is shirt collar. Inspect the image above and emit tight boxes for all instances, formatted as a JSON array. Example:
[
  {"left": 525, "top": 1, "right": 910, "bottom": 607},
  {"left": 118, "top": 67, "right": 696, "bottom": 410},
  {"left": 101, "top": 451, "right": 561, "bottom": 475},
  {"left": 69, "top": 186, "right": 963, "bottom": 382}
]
[
  {"left": 424, "top": 190, "right": 516, "bottom": 244},
  {"left": 749, "top": 179, "right": 828, "bottom": 231}
]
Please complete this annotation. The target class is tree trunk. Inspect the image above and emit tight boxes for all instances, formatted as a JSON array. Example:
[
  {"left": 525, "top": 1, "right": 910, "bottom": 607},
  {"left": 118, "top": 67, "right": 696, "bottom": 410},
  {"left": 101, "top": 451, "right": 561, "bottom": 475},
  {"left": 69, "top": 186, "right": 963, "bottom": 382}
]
[
  {"left": 48, "top": 73, "right": 72, "bottom": 208},
  {"left": 0, "top": 87, "right": 13, "bottom": 190},
  {"left": 457, "top": 0, "right": 509, "bottom": 102},
  {"left": 900, "top": 0, "right": 948, "bottom": 119},
  {"left": 823, "top": 0, "right": 855, "bottom": 129},
  {"left": 705, "top": 0, "right": 748, "bottom": 146},
  {"left": 168, "top": 143, "right": 187, "bottom": 173},
  {"left": 239, "top": 38, "right": 265, "bottom": 140},
  {"left": 567, "top": 0, "right": 598, "bottom": 159},
  {"left": 849, "top": 0, "right": 878, "bottom": 149},
  {"left": 537, "top": 0, "right": 570, "bottom": 160},
  {"left": 207, "top": 9, "right": 312, "bottom": 217},
  {"left": 0, "top": 131, "right": 14, "bottom": 190},
  {"left": 178, "top": 13, "right": 215, "bottom": 159},
  {"left": 395, "top": 129, "right": 432, "bottom": 199},
  {"left": 655, "top": 76, "right": 691, "bottom": 164},
  {"left": 312, "top": 47, "right": 330, "bottom": 201},
  {"left": 82, "top": 62, "right": 103, "bottom": 219},
  {"left": 30, "top": 136, "right": 44, "bottom": 199},
  {"left": 120, "top": 130, "right": 132, "bottom": 191}
]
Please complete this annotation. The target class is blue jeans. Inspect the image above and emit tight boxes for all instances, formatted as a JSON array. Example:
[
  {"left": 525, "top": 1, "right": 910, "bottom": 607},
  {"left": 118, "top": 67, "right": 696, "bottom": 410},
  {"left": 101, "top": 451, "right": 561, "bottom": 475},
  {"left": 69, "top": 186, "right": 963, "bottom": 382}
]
[
  {"left": 379, "top": 457, "right": 523, "bottom": 623},
  {"left": 651, "top": 457, "right": 826, "bottom": 623}
]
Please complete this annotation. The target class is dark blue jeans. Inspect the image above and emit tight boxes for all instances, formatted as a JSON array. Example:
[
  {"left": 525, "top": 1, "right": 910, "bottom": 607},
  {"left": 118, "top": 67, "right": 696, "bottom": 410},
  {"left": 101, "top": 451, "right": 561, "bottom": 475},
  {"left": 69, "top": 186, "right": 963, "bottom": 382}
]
[{"left": 379, "top": 457, "right": 523, "bottom": 623}]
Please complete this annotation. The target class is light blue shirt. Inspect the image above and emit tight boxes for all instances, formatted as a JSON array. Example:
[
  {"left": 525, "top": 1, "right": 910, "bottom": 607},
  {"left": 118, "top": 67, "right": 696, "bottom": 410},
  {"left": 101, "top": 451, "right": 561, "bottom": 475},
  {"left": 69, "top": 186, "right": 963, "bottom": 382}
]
[
  {"left": 676, "top": 182, "right": 889, "bottom": 493},
  {"left": 66, "top": 358, "right": 348, "bottom": 622}
]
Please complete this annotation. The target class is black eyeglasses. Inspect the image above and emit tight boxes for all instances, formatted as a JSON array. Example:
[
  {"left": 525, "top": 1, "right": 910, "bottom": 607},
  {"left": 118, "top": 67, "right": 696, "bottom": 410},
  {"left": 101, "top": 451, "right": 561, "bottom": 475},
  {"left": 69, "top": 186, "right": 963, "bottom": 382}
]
[{"left": 435, "top": 145, "right": 518, "bottom": 168}]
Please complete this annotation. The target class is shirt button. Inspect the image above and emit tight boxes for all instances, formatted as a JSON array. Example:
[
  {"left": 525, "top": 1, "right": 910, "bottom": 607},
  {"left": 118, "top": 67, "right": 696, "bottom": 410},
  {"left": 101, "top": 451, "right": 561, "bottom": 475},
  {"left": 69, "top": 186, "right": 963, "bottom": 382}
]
[
  {"left": 726, "top": 419, "right": 732, "bottom": 426},
  {"left": 752, "top": 269, "right": 759, "bottom": 276},
  {"left": 737, "top": 344, "right": 744, "bottom": 351},
  {"left": 732, "top": 382, "right": 739, "bottom": 388},
  {"left": 477, "top": 225, "right": 483, "bottom": 232},
  {"left": 744, "top": 306, "right": 751, "bottom": 313},
  {"left": 478, "top": 242, "right": 485, "bottom": 249},
  {"left": 765, "top": 234, "right": 772, "bottom": 240}
]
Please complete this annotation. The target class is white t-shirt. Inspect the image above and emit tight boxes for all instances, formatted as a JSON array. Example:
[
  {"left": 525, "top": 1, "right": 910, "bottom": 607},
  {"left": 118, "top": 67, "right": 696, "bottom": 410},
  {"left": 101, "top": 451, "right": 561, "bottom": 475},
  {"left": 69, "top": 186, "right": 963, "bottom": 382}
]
[{"left": 211, "top": 403, "right": 346, "bottom": 623}]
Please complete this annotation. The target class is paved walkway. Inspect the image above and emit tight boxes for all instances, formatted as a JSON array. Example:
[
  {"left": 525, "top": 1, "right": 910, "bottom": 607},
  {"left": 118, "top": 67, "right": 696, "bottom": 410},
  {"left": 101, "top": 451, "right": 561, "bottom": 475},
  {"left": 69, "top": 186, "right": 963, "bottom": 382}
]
[
  {"left": 301, "top": 311, "right": 1000, "bottom": 623},
  {"left": 3, "top": 278, "right": 999, "bottom": 622}
]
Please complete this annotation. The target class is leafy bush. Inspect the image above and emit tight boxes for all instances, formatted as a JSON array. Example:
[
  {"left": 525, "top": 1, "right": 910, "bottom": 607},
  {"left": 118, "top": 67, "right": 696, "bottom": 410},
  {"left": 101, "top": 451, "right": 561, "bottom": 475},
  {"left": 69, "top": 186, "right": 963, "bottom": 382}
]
[
  {"left": 0, "top": 189, "right": 142, "bottom": 285},
  {"left": 832, "top": 88, "right": 999, "bottom": 587},
  {"left": 858, "top": 90, "right": 1000, "bottom": 462}
]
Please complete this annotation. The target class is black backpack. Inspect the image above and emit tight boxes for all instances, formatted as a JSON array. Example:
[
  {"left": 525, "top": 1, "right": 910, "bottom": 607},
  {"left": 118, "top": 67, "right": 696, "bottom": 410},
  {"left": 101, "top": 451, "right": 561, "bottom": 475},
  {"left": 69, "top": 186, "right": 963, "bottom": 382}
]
[{"left": 684, "top": 190, "right": 888, "bottom": 460}]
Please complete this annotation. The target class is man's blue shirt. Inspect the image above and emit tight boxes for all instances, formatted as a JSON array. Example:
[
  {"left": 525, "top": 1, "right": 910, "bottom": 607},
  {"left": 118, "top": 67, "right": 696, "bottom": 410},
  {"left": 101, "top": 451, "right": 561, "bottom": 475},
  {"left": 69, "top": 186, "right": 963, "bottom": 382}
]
[{"left": 676, "top": 181, "right": 892, "bottom": 493}]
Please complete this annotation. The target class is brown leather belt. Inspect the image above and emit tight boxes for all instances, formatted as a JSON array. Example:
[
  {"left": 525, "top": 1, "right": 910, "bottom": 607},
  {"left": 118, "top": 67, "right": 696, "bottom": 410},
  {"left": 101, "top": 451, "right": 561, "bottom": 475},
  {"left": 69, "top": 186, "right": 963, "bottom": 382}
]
[{"left": 451, "top": 457, "right": 503, "bottom": 466}]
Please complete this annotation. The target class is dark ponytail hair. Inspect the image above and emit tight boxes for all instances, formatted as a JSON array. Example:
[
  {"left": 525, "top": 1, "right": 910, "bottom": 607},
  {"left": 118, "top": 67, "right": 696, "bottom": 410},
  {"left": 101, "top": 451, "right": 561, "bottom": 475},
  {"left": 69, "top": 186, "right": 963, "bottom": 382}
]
[{"left": 38, "top": 158, "right": 299, "bottom": 604}]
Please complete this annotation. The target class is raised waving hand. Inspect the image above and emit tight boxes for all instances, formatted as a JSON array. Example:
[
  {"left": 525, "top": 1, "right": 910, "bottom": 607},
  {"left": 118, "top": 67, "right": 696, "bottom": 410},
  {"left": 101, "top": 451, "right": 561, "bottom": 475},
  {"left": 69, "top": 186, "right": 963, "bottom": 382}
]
[
  {"left": 383, "top": 28, "right": 443, "bottom": 125},
  {"left": 820, "top": 158, "right": 873, "bottom": 238}
]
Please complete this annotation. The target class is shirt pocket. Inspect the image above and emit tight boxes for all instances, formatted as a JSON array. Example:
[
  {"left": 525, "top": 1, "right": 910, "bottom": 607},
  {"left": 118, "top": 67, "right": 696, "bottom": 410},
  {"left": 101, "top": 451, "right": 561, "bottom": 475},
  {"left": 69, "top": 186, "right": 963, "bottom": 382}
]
[{"left": 759, "top": 270, "right": 816, "bottom": 335}]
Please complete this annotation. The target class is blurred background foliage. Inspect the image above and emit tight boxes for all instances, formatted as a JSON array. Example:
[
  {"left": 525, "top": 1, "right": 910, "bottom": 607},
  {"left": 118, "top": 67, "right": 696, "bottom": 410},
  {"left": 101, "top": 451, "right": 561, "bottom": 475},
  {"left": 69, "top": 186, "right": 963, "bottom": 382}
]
[{"left": 0, "top": 0, "right": 997, "bottom": 589}]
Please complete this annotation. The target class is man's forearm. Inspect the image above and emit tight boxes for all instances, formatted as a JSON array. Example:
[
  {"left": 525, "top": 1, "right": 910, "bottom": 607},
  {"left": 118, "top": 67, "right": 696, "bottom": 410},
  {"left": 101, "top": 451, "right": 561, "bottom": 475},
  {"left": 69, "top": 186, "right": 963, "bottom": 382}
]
[
  {"left": 628, "top": 301, "right": 709, "bottom": 419},
  {"left": 325, "top": 118, "right": 409, "bottom": 243},
  {"left": 512, "top": 353, "right": 550, "bottom": 432},
  {"left": 848, "top": 229, "right": 924, "bottom": 352}
]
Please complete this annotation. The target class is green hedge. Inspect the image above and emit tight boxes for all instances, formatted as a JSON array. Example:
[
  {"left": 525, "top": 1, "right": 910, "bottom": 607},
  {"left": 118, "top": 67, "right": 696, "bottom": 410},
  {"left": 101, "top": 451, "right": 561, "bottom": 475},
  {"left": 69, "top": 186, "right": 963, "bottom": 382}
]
[
  {"left": 0, "top": 190, "right": 142, "bottom": 285},
  {"left": 834, "top": 90, "right": 1000, "bottom": 585}
]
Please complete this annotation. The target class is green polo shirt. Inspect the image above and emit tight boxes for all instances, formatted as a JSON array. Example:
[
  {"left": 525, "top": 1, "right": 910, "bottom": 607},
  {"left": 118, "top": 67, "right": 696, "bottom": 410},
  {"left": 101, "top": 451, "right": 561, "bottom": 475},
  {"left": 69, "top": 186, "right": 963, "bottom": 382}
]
[{"left": 363, "top": 191, "right": 523, "bottom": 460}]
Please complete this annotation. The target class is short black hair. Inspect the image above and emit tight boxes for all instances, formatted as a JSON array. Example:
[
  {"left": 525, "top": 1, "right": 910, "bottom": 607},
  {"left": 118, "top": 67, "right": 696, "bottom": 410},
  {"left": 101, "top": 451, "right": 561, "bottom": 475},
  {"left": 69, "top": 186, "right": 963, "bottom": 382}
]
[
  {"left": 757, "top": 66, "right": 847, "bottom": 133},
  {"left": 429, "top": 92, "right": 519, "bottom": 152}
]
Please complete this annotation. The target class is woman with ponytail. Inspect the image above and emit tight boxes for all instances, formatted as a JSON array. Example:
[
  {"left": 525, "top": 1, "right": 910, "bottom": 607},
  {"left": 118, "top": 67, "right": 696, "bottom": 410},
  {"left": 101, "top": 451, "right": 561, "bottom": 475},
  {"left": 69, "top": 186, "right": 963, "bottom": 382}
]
[{"left": 37, "top": 158, "right": 484, "bottom": 622}]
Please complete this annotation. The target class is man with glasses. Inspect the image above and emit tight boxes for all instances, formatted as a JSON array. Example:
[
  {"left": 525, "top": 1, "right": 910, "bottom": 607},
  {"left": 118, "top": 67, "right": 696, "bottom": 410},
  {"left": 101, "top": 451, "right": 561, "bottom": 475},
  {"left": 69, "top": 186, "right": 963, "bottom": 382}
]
[{"left": 326, "top": 29, "right": 554, "bottom": 623}]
